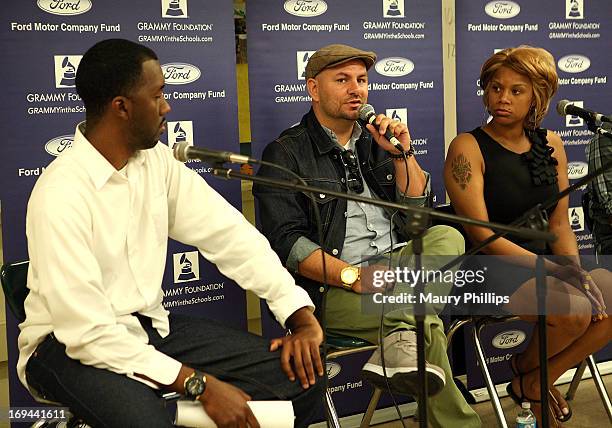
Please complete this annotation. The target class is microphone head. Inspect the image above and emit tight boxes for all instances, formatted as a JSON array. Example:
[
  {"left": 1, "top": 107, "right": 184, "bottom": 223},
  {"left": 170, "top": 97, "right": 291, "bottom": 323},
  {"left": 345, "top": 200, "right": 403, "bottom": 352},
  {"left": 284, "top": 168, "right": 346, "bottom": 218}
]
[
  {"left": 556, "top": 99, "right": 571, "bottom": 116},
  {"left": 358, "top": 103, "right": 375, "bottom": 122},
  {"left": 173, "top": 141, "right": 190, "bottom": 162}
]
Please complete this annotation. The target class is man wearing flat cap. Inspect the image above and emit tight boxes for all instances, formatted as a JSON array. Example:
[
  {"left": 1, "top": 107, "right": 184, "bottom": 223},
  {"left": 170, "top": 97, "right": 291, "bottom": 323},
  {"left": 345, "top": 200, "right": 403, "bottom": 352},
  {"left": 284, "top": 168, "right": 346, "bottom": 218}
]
[{"left": 254, "top": 44, "right": 480, "bottom": 427}]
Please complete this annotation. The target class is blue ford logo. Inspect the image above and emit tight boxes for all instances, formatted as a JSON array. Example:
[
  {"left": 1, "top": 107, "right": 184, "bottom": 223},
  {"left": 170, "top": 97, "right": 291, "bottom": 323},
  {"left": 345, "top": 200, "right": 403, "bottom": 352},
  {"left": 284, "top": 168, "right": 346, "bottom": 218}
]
[
  {"left": 45, "top": 135, "right": 74, "bottom": 156},
  {"left": 326, "top": 361, "right": 341, "bottom": 379},
  {"left": 161, "top": 63, "right": 201, "bottom": 85},
  {"left": 37, "top": 0, "right": 92, "bottom": 16},
  {"left": 484, "top": 1, "right": 521, "bottom": 19},
  {"left": 283, "top": 0, "right": 328, "bottom": 17},
  {"left": 374, "top": 57, "right": 414, "bottom": 77},
  {"left": 558, "top": 55, "right": 591, "bottom": 73},
  {"left": 492, "top": 330, "right": 526, "bottom": 349}
]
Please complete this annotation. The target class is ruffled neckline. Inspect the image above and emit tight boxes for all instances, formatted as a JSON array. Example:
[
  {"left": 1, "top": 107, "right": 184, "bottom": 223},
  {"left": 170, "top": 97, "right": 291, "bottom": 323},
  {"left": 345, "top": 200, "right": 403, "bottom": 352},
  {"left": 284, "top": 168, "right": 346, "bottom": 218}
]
[{"left": 521, "top": 128, "right": 558, "bottom": 186}]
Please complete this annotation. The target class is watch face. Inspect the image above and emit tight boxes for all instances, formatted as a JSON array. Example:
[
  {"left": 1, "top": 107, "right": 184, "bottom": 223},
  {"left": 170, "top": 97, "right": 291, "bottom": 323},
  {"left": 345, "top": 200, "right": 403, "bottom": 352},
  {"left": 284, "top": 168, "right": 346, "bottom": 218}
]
[
  {"left": 341, "top": 267, "right": 358, "bottom": 284},
  {"left": 186, "top": 376, "right": 205, "bottom": 397}
]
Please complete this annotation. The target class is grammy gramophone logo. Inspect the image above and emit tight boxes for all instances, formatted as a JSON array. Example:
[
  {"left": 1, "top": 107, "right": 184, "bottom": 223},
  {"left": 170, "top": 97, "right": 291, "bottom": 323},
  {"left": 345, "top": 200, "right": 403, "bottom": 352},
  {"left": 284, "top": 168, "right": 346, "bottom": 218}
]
[
  {"left": 566, "top": 0, "right": 584, "bottom": 20},
  {"left": 296, "top": 51, "right": 316, "bottom": 80},
  {"left": 383, "top": 0, "right": 404, "bottom": 18},
  {"left": 54, "top": 55, "right": 82, "bottom": 88},
  {"left": 162, "top": 0, "right": 188, "bottom": 18}
]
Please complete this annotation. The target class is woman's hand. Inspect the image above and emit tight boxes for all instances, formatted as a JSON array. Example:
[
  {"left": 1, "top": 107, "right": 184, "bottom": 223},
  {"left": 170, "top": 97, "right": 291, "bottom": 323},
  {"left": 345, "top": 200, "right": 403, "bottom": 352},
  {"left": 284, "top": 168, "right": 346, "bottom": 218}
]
[
  {"left": 549, "top": 263, "right": 607, "bottom": 320},
  {"left": 580, "top": 270, "right": 607, "bottom": 321}
]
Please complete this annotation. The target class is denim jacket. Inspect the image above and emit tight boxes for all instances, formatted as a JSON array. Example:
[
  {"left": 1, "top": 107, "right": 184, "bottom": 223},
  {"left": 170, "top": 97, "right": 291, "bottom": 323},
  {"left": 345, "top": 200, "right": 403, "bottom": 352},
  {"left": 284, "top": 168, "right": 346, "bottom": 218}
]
[{"left": 253, "top": 109, "right": 430, "bottom": 297}]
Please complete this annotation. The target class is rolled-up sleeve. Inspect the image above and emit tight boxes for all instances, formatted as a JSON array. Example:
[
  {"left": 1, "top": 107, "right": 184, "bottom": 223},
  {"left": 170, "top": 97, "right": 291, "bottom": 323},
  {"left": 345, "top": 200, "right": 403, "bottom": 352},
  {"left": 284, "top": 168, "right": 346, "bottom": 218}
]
[
  {"left": 286, "top": 236, "right": 321, "bottom": 272},
  {"left": 396, "top": 171, "right": 431, "bottom": 208}
]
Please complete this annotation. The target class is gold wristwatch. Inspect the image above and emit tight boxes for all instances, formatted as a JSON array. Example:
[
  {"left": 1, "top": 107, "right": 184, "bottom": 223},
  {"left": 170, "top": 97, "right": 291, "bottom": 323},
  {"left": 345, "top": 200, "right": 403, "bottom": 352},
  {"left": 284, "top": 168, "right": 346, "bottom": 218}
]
[{"left": 340, "top": 265, "right": 360, "bottom": 290}]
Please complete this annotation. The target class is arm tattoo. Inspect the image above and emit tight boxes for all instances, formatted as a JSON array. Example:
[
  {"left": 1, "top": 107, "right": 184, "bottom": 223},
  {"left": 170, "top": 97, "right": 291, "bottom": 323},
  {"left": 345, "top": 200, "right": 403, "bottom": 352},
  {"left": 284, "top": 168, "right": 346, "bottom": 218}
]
[{"left": 451, "top": 153, "right": 472, "bottom": 190}]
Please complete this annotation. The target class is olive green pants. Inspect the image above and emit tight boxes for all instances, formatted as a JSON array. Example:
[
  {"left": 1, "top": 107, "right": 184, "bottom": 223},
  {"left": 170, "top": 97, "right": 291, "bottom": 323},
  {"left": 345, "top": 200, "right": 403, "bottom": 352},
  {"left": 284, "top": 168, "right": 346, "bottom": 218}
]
[{"left": 325, "top": 225, "right": 481, "bottom": 428}]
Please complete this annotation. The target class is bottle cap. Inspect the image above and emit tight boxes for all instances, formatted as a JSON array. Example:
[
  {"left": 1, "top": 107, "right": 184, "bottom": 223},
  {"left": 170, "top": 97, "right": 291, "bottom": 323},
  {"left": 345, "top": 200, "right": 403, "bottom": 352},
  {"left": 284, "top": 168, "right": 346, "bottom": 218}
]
[{"left": 521, "top": 402, "right": 531, "bottom": 409}]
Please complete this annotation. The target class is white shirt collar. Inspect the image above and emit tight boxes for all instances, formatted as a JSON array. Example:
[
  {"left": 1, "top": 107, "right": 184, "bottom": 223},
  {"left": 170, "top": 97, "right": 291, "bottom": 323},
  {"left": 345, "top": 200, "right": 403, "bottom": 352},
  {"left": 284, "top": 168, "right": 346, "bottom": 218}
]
[{"left": 74, "top": 121, "right": 145, "bottom": 190}]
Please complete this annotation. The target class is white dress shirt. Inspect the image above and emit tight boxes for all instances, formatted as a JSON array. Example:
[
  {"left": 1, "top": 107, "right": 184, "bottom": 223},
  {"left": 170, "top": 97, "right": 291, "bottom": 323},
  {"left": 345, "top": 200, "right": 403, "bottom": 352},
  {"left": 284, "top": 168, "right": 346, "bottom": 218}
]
[{"left": 18, "top": 122, "right": 314, "bottom": 395}]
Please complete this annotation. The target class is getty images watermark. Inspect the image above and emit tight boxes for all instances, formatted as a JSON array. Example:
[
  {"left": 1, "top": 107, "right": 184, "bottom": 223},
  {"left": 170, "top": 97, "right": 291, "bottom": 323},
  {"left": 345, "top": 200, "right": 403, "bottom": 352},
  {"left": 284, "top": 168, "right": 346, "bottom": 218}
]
[{"left": 368, "top": 266, "right": 510, "bottom": 307}]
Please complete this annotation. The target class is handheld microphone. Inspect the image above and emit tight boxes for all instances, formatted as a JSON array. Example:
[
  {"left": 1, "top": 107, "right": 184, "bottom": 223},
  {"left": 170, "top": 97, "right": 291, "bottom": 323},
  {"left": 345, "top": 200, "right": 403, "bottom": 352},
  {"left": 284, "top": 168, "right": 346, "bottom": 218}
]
[
  {"left": 556, "top": 100, "right": 612, "bottom": 124},
  {"left": 358, "top": 104, "right": 404, "bottom": 151},
  {"left": 173, "top": 142, "right": 257, "bottom": 164}
]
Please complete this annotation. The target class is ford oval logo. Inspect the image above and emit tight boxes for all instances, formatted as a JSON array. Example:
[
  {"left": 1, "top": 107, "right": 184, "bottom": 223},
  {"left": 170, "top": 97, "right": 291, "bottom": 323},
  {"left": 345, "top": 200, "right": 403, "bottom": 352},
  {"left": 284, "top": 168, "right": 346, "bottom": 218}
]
[
  {"left": 326, "top": 362, "right": 341, "bottom": 379},
  {"left": 37, "top": 0, "right": 92, "bottom": 16},
  {"left": 492, "top": 330, "right": 526, "bottom": 349},
  {"left": 283, "top": 0, "right": 328, "bottom": 17},
  {"left": 568, "top": 161, "right": 588, "bottom": 179},
  {"left": 45, "top": 135, "right": 74, "bottom": 156},
  {"left": 557, "top": 55, "right": 591, "bottom": 73},
  {"left": 161, "top": 63, "right": 201, "bottom": 85},
  {"left": 484, "top": 1, "right": 521, "bottom": 19},
  {"left": 374, "top": 57, "right": 414, "bottom": 77}
]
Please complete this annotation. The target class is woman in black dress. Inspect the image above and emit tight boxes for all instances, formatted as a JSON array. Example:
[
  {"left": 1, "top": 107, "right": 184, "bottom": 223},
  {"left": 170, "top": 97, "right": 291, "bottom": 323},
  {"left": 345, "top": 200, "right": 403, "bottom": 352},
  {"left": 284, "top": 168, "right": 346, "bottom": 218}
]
[{"left": 444, "top": 46, "right": 611, "bottom": 427}]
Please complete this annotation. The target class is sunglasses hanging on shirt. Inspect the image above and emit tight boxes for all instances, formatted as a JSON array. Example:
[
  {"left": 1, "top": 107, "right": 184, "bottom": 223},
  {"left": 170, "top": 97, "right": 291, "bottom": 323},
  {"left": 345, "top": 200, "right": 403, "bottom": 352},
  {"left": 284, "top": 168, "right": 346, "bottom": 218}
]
[{"left": 339, "top": 149, "right": 364, "bottom": 194}]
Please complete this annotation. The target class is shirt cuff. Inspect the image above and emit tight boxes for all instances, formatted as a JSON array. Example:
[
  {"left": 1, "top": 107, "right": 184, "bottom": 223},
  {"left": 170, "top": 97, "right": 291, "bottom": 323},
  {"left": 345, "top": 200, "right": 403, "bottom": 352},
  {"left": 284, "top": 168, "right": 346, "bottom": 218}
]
[
  {"left": 133, "top": 349, "right": 183, "bottom": 387},
  {"left": 267, "top": 286, "right": 315, "bottom": 328},
  {"left": 286, "top": 236, "right": 321, "bottom": 272},
  {"left": 396, "top": 171, "right": 431, "bottom": 207}
]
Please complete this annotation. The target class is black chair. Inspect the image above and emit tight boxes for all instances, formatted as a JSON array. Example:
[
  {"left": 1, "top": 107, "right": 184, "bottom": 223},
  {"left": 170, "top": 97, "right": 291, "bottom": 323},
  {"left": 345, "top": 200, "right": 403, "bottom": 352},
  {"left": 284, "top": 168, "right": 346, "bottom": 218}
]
[{"left": 0, "top": 261, "right": 181, "bottom": 428}]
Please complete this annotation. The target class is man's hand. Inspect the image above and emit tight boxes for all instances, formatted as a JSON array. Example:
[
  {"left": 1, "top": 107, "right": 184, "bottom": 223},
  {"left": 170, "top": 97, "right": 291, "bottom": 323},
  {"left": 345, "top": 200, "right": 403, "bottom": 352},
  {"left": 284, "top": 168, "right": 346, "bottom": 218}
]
[
  {"left": 365, "top": 113, "right": 411, "bottom": 154},
  {"left": 270, "top": 307, "right": 323, "bottom": 389},
  {"left": 199, "top": 375, "right": 260, "bottom": 428},
  {"left": 351, "top": 264, "right": 393, "bottom": 294}
]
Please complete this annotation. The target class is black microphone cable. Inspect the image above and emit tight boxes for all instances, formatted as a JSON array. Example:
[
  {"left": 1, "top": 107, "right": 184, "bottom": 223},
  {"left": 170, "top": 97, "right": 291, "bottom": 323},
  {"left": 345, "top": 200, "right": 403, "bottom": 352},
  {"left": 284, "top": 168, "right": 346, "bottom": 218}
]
[{"left": 373, "top": 150, "right": 412, "bottom": 428}]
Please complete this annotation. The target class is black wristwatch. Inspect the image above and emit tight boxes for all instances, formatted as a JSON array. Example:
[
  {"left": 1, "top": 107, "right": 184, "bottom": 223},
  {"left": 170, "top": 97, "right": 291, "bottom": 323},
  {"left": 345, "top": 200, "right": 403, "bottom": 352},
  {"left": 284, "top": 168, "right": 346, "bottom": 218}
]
[{"left": 183, "top": 370, "right": 207, "bottom": 400}]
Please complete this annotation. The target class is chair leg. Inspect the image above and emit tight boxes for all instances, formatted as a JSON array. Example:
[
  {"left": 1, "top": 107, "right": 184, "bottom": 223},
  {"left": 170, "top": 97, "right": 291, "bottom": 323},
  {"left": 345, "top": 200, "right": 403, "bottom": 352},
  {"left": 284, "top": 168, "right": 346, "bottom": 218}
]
[
  {"left": 586, "top": 355, "right": 612, "bottom": 422},
  {"left": 325, "top": 389, "right": 342, "bottom": 428},
  {"left": 446, "top": 318, "right": 471, "bottom": 347},
  {"left": 473, "top": 325, "right": 508, "bottom": 428},
  {"left": 566, "top": 359, "right": 587, "bottom": 401},
  {"left": 359, "top": 387, "right": 382, "bottom": 428}
]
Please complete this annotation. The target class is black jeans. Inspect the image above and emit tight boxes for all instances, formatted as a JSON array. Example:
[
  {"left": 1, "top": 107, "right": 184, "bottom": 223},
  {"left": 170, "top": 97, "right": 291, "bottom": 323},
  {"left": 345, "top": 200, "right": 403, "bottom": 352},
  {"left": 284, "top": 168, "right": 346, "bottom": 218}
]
[{"left": 25, "top": 314, "right": 323, "bottom": 427}]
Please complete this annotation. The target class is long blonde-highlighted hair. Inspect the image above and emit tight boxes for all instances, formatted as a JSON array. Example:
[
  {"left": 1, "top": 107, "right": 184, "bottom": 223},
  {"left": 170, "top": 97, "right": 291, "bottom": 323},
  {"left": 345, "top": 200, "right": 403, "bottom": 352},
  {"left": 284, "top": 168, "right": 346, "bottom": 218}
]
[{"left": 479, "top": 46, "right": 558, "bottom": 129}]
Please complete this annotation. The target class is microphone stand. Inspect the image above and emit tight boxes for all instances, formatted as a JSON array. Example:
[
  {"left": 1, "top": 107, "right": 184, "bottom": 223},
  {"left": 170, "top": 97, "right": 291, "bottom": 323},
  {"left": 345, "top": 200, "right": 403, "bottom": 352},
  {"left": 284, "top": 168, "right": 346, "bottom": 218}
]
[{"left": 207, "top": 163, "right": 556, "bottom": 427}]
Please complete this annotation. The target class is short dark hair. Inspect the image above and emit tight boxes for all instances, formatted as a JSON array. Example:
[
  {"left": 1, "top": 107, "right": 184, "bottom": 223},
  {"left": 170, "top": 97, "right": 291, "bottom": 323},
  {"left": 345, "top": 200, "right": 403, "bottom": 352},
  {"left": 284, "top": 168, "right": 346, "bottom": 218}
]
[{"left": 76, "top": 39, "right": 158, "bottom": 122}]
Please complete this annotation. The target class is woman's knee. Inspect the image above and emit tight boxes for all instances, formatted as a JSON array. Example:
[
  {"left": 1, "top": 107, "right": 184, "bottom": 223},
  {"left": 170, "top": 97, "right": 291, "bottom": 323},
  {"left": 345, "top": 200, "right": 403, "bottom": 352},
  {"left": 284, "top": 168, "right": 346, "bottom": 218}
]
[{"left": 548, "top": 312, "right": 591, "bottom": 337}]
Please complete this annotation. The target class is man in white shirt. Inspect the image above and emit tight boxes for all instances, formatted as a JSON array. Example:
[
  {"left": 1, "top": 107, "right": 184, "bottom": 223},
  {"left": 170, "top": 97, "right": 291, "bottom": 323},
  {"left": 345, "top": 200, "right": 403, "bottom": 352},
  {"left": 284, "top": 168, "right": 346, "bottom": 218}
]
[{"left": 19, "top": 38, "right": 323, "bottom": 428}]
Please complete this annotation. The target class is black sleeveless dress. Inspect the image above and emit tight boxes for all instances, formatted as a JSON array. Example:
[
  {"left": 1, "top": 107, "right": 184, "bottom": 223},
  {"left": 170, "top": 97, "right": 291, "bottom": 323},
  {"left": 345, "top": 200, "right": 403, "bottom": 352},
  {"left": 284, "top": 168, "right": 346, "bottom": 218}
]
[{"left": 456, "top": 127, "right": 560, "bottom": 311}]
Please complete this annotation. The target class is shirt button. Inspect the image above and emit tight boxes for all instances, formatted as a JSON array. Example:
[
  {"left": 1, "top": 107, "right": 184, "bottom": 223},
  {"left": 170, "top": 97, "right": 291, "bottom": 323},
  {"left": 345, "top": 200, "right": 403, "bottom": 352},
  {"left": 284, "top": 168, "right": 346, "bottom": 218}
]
[
  {"left": 332, "top": 248, "right": 339, "bottom": 255},
  {"left": 387, "top": 174, "right": 393, "bottom": 181},
  {"left": 370, "top": 242, "right": 376, "bottom": 247},
  {"left": 319, "top": 193, "right": 326, "bottom": 199},
  {"left": 368, "top": 223, "right": 374, "bottom": 229},
  {"left": 344, "top": 211, "right": 348, "bottom": 217},
  {"left": 341, "top": 178, "right": 346, "bottom": 183}
]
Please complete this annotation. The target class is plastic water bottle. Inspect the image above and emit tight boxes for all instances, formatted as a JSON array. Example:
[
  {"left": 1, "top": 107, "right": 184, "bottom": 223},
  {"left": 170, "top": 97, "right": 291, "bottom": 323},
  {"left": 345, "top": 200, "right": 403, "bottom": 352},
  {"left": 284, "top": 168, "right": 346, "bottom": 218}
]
[{"left": 516, "top": 402, "right": 537, "bottom": 428}]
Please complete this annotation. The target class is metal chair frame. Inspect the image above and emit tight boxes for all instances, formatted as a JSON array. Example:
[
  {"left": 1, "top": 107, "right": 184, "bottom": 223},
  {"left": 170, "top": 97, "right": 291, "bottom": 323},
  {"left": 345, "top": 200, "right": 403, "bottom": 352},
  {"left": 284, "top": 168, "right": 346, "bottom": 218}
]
[
  {"left": 446, "top": 315, "right": 612, "bottom": 427},
  {"left": 324, "top": 339, "right": 380, "bottom": 428}
]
